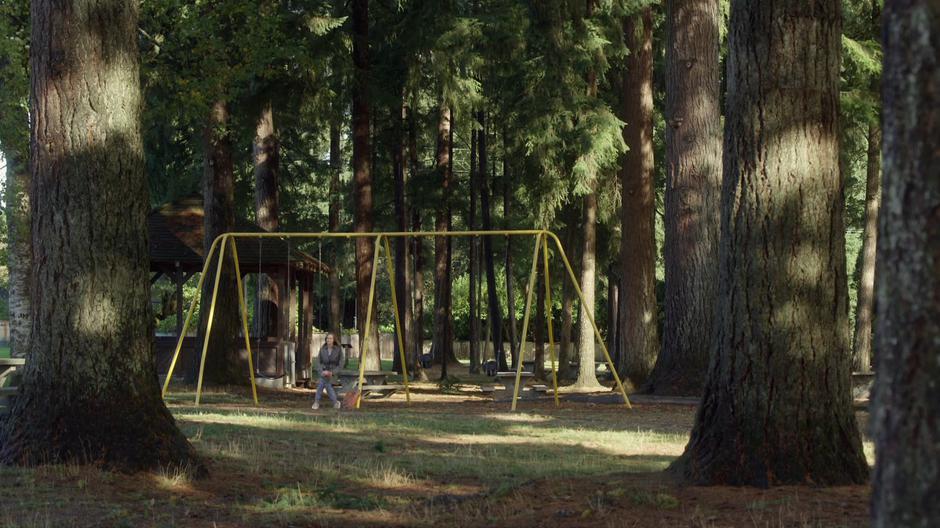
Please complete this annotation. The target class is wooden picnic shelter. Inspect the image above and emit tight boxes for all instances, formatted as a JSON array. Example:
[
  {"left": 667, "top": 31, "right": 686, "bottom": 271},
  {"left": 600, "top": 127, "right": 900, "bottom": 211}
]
[{"left": 148, "top": 196, "right": 329, "bottom": 387}]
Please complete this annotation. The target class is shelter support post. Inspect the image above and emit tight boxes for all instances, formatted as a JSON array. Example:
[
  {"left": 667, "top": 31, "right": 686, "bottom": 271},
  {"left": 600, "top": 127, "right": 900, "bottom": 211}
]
[
  {"left": 162, "top": 237, "right": 222, "bottom": 398},
  {"left": 302, "top": 274, "right": 314, "bottom": 379},
  {"left": 511, "top": 234, "right": 543, "bottom": 411},
  {"left": 382, "top": 237, "right": 412, "bottom": 402}
]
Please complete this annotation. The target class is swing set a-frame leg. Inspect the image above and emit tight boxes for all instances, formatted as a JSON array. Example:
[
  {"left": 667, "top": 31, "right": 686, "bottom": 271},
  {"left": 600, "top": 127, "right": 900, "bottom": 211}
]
[
  {"left": 545, "top": 232, "right": 631, "bottom": 409},
  {"left": 229, "top": 236, "right": 260, "bottom": 405},
  {"left": 194, "top": 236, "right": 229, "bottom": 406},
  {"left": 382, "top": 237, "right": 412, "bottom": 403},
  {"left": 511, "top": 234, "right": 544, "bottom": 411},
  {"left": 162, "top": 236, "right": 221, "bottom": 400},
  {"left": 356, "top": 235, "right": 385, "bottom": 409}
]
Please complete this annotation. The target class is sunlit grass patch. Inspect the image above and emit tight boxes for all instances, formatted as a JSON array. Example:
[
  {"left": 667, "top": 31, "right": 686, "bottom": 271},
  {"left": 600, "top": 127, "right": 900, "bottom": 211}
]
[
  {"left": 153, "top": 464, "right": 192, "bottom": 491},
  {"left": 485, "top": 412, "right": 554, "bottom": 423},
  {"left": 0, "top": 390, "right": 873, "bottom": 526},
  {"left": 358, "top": 461, "right": 416, "bottom": 489}
]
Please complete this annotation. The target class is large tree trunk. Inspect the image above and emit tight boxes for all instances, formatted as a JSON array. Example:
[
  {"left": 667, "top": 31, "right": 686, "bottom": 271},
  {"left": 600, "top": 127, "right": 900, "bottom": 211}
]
[
  {"left": 351, "top": 0, "right": 379, "bottom": 370},
  {"left": 572, "top": 0, "right": 604, "bottom": 391},
  {"left": 328, "top": 121, "right": 343, "bottom": 341},
  {"left": 606, "top": 270, "right": 618, "bottom": 367},
  {"left": 480, "top": 118, "right": 507, "bottom": 371},
  {"left": 468, "top": 125, "right": 481, "bottom": 374},
  {"left": 432, "top": 103, "right": 454, "bottom": 370},
  {"left": 443, "top": 215, "right": 456, "bottom": 378},
  {"left": 872, "top": 2, "right": 940, "bottom": 524},
  {"left": 412, "top": 210, "right": 428, "bottom": 381},
  {"left": 0, "top": 0, "right": 200, "bottom": 472},
  {"left": 851, "top": 123, "right": 881, "bottom": 374},
  {"left": 671, "top": 0, "right": 868, "bottom": 485},
  {"left": 557, "top": 223, "right": 577, "bottom": 380},
  {"left": 618, "top": 8, "right": 659, "bottom": 388},
  {"left": 647, "top": 0, "right": 723, "bottom": 396},
  {"left": 534, "top": 269, "right": 546, "bottom": 379},
  {"left": 253, "top": 102, "right": 279, "bottom": 339},
  {"left": 445, "top": 117, "right": 457, "bottom": 368},
  {"left": 392, "top": 102, "right": 412, "bottom": 375},
  {"left": 201, "top": 100, "right": 243, "bottom": 385},
  {"left": 573, "top": 191, "right": 604, "bottom": 390},
  {"left": 253, "top": 103, "right": 279, "bottom": 229},
  {"left": 4, "top": 152, "right": 31, "bottom": 358},
  {"left": 407, "top": 109, "right": 426, "bottom": 380},
  {"left": 503, "top": 154, "right": 519, "bottom": 369}
]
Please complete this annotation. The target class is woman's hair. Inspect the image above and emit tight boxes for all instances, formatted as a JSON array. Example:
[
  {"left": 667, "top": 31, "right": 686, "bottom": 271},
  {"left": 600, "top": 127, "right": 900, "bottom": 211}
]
[{"left": 324, "top": 333, "right": 336, "bottom": 346}]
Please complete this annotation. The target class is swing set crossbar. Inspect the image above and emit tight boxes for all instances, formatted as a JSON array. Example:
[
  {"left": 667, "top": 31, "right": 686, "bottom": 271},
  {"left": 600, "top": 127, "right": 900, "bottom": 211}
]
[{"left": 161, "top": 229, "right": 632, "bottom": 412}]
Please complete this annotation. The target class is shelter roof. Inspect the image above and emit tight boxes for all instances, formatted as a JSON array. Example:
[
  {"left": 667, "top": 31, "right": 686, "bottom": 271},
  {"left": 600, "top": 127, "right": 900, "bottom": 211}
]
[{"left": 148, "top": 196, "right": 327, "bottom": 274}]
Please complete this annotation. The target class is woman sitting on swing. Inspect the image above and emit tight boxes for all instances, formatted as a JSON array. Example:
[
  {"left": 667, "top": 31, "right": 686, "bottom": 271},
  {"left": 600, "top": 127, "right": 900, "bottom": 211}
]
[{"left": 312, "top": 333, "right": 343, "bottom": 410}]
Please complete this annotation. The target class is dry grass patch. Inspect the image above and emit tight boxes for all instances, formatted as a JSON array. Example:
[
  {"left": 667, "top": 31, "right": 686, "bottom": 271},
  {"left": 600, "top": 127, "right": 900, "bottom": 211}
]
[{"left": 0, "top": 390, "right": 873, "bottom": 527}]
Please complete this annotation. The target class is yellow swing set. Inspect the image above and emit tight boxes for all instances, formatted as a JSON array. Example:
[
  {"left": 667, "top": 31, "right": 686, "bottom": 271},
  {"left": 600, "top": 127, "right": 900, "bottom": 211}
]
[{"left": 160, "top": 230, "right": 632, "bottom": 412}]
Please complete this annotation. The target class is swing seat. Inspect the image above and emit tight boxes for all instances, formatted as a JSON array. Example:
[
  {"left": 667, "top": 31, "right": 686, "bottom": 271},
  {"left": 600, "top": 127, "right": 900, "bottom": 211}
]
[{"left": 482, "top": 360, "right": 498, "bottom": 376}]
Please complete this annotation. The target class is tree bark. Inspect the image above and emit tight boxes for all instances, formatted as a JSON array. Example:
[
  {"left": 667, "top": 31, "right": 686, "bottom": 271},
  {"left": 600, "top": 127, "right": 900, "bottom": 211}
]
[
  {"left": 504, "top": 154, "right": 519, "bottom": 369},
  {"left": 606, "top": 270, "right": 618, "bottom": 368},
  {"left": 392, "top": 101, "right": 412, "bottom": 375},
  {"left": 534, "top": 268, "right": 546, "bottom": 379},
  {"left": 445, "top": 117, "right": 457, "bottom": 368},
  {"left": 253, "top": 102, "right": 279, "bottom": 230},
  {"left": 201, "top": 100, "right": 243, "bottom": 385},
  {"left": 574, "top": 191, "right": 604, "bottom": 389},
  {"left": 412, "top": 210, "right": 428, "bottom": 381},
  {"left": 4, "top": 152, "right": 31, "bottom": 358},
  {"left": 351, "top": 0, "right": 379, "bottom": 370},
  {"left": 253, "top": 101, "right": 279, "bottom": 339},
  {"left": 0, "top": 0, "right": 201, "bottom": 472},
  {"left": 557, "top": 222, "right": 577, "bottom": 380},
  {"left": 852, "top": 123, "right": 881, "bottom": 374},
  {"left": 872, "top": 2, "right": 940, "bottom": 523},
  {"left": 407, "top": 109, "right": 426, "bottom": 380},
  {"left": 432, "top": 103, "right": 454, "bottom": 370},
  {"left": 672, "top": 0, "right": 868, "bottom": 485},
  {"left": 328, "top": 121, "right": 343, "bottom": 341},
  {"left": 618, "top": 8, "right": 659, "bottom": 388},
  {"left": 648, "top": 0, "right": 723, "bottom": 396},
  {"left": 468, "top": 124, "right": 481, "bottom": 374},
  {"left": 480, "top": 116, "right": 506, "bottom": 371}
]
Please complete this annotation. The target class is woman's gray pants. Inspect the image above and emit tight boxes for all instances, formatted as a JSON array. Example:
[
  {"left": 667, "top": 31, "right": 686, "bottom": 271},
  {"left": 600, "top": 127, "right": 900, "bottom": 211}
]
[{"left": 315, "top": 376, "right": 338, "bottom": 403}]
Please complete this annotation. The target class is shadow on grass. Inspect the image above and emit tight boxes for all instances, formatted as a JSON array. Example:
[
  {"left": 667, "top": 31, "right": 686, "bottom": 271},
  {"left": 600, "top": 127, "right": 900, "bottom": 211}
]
[
  {"left": 0, "top": 389, "right": 694, "bottom": 528},
  {"left": 165, "top": 386, "right": 698, "bottom": 438},
  {"left": 149, "top": 400, "right": 685, "bottom": 526}
]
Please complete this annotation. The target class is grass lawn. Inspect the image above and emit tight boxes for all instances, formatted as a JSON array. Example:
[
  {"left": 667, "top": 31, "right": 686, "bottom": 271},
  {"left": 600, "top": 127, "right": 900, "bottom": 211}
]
[
  {"left": 342, "top": 358, "right": 395, "bottom": 372},
  {"left": 0, "top": 380, "right": 874, "bottom": 527},
  {"left": 0, "top": 345, "right": 9, "bottom": 358}
]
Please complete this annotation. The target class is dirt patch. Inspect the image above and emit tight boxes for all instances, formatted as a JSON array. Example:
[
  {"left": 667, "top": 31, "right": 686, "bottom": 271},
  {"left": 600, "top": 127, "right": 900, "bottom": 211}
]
[
  {"left": 2, "top": 388, "right": 872, "bottom": 527},
  {"left": 432, "top": 472, "right": 870, "bottom": 528}
]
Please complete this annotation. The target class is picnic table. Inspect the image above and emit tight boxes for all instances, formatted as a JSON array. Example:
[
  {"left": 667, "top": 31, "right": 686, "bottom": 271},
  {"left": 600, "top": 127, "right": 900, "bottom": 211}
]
[
  {"left": 336, "top": 370, "right": 401, "bottom": 399},
  {"left": 1, "top": 358, "right": 25, "bottom": 408},
  {"left": 1, "top": 358, "right": 25, "bottom": 384},
  {"left": 482, "top": 371, "right": 545, "bottom": 401}
]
